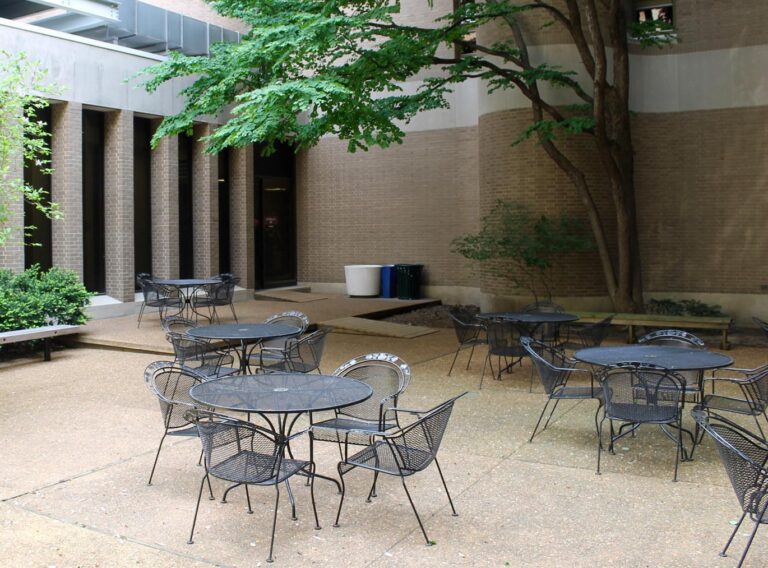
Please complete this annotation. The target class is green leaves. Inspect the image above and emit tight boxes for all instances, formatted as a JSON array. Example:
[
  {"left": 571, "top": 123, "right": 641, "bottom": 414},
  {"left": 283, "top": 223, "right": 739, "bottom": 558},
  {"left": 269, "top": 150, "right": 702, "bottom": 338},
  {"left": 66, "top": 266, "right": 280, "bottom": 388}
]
[{"left": 0, "top": 51, "right": 61, "bottom": 247}]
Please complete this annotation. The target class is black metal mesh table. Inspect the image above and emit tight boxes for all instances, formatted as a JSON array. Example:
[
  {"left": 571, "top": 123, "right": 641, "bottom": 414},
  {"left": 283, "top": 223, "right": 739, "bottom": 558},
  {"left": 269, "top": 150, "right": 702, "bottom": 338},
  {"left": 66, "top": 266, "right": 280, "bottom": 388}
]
[
  {"left": 153, "top": 278, "right": 221, "bottom": 320},
  {"left": 476, "top": 312, "right": 579, "bottom": 324},
  {"left": 188, "top": 323, "right": 300, "bottom": 374},
  {"left": 573, "top": 345, "right": 733, "bottom": 371},
  {"left": 190, "top": 373, "right": 373, "bottom": 494}
]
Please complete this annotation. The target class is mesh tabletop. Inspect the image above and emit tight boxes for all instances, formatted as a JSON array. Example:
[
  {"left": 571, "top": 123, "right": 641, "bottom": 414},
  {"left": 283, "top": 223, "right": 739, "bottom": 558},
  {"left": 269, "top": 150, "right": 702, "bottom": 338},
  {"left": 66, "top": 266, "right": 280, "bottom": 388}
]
[
  {"left": 153, "top": 278, "right": 220, "bottom": 288},
  {"left": 574, "top": 345, "right": 733, "bottom": 370},
  {"left": 189, "top": 373, "right": 374, "bottom": 414},
  {"left": 188, "top": 323, "right": 300, "bottom": 341},
  {"left": 477, "top": 312, "right": 579, "bottom": 324}
]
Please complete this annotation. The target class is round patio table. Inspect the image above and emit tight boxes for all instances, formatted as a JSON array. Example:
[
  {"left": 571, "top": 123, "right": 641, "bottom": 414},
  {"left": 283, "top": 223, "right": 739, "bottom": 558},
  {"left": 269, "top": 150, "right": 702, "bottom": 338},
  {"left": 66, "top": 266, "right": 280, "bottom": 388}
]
[
  {"left": 573, "top": 345, "right": 733, "bottom": 371},
  {"left": 188, "top": 323, "right": 300, "bottom": 374},
  {"left": 153, "top": 278, "right": 221, "bottom": 320},
  {"left": 190, "top": 373, "right": 373, "bottom": 497},
  {"left": 476, "top": 312, "right": 580, "bottom": 325}
]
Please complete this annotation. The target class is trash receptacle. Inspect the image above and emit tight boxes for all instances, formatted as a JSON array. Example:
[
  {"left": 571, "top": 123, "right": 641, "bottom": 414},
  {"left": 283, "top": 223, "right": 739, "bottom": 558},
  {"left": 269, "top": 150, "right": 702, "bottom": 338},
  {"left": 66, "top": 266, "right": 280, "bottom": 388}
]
[
  {"left": 395, "top": 264, "right": 423, "bottom": 300},
  {"left": 344, "top": 265, "right": 382, "bottom": 297},
  {"left": 380, "top": 265, "right": 396, "bottom": 298}
]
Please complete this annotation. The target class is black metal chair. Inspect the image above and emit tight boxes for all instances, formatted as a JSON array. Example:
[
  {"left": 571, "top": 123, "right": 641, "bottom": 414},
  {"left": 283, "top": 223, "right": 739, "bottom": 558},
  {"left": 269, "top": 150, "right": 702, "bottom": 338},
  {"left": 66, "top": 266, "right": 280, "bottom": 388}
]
[
  {"left": 692, "top": 408, "right": 768, "bottom": 568},
  {"left": 167, "top": 332, "right": 238, "bottom": 379},
  {"left": 260, "top": 310, "right": 310, "bottom": 349},
  {"left": 191, "top": 279, "right": 239, "bottom": 323},
  {"left": 258, "top": 328, "right": 330, "bottom": 374},
  {"left": 597, "top": 363, "right": 687, "bottom": 481},
  {"left": 638, "top": 328, "right": 706, "bottom": 401},
  {"left": 333, "top": 393, "right": 466, "bottom": 545},
  {"left": 185, "top": 409, "right": 319, "bottom": 563},
  {"left": 702, "top": 363, "right": 768, "bottom": 439},
  {"left": 447, "top": 309, "right": 486, "bottom": 376},
  {"left": 144, "top": 362, "right": 213, "bottom": 487},
  {"left": 753, "top": 317, "right": 768, "bottom": 341},
  {"left": 312, "top": 353, "right": 412, "bottom": 466},
  {"left": 161, "top": 315, "right": 198, "bottom": 335},
  {"left": 523, "top": 301, "right": 564, "bottom": 346},
  {"left": 563, "top": 316, "right": 613, "bottom": 350},
  {"left": 480, "top": 320, "right": 527, "bottom": 389},
  {"left": 137, "top": 279, "right": 183, "bottom": 328},
  {"left": 521, "top": 337, "right": 601, "bottom": 443}
]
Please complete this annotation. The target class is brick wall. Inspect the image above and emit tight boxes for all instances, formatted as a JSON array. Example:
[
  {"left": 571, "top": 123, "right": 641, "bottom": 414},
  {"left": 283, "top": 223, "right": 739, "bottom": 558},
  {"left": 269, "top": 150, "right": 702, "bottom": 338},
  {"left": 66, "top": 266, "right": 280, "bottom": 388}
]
[
  {"left": 192, "top": 123, "right": 218, "bottom": 277},
  {"left": 229, "top": 144, "right": 255, "bottom": 288},
  {"left": 104, "top": 110, "right": 135, "bottom": 301},
  {"left": 150, "top": 125, "right": 179, "bottom": 278},
  {"left": 295, "top": 127, "right": 480, "bottom": 287},
  {"left": 50, "top": 102, "right": 83, "bottom": 279}
]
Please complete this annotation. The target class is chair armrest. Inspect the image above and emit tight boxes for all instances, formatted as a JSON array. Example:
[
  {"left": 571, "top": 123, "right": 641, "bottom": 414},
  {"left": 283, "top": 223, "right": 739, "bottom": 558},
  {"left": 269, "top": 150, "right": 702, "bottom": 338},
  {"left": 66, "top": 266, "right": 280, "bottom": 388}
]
[
  {"left": 386, "top": 407, "right": 425, "bottom": 417},
  {"left": 286, "top": 427, "right": 312, "bottom": 442}
]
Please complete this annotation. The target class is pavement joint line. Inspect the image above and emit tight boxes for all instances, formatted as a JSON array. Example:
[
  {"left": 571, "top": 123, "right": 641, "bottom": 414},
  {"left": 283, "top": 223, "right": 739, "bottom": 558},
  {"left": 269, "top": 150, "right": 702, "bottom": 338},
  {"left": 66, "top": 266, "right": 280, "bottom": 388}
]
[
  {"left": 3, "top": 501, "right": 229, "bottom": 568},
  {"left": 364, "top": 454, "right": 508, "bottom": 566},
  {"left": 1, "top": 438, "right": 196, "bottom": 503}
]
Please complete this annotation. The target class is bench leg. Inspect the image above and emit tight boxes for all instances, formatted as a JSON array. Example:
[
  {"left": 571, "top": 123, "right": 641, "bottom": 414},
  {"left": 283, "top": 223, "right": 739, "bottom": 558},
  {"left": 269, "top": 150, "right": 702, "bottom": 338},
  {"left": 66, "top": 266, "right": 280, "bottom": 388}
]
[
  {"left": 43, "top": 338, "right": 51, "bottom": 361},
  {"left": 721, "top": 329, "right": 730, "bottom": 350},
  {"left": 627, "top": 325, "right": 635, "bottom": 344}
]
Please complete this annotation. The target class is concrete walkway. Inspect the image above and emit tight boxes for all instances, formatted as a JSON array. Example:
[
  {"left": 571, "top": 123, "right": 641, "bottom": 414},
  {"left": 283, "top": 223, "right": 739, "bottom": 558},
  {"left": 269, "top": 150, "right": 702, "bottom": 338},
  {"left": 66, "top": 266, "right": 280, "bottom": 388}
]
[{"left": 1, "top": 329, "right": 767, "bottom": 567}]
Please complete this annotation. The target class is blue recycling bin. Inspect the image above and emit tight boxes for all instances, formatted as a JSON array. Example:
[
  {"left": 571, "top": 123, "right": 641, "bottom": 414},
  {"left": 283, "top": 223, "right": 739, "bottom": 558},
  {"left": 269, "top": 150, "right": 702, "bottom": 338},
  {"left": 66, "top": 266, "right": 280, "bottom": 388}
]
[{"left": 380, "top": 265, "right": 397, "bottom": 298}]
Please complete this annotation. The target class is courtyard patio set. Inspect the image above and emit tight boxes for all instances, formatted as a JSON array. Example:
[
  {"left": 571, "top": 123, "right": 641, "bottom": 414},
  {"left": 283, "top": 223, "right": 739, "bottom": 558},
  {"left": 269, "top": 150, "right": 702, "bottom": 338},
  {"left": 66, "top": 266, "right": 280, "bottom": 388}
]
[{"left": 1, "top": 290, "right": 767, "bottom": 567}]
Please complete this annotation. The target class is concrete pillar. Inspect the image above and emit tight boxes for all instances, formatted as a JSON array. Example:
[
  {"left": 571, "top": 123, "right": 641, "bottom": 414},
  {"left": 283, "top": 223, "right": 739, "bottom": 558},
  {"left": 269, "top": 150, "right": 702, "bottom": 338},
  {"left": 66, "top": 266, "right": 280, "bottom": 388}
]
[
  {"left": 103, "top": 110, "right": 135, "bottom": 301},
  {"left": 0, "top": 117, "right": 25, "bottom": 271},
  {"left": 51, "top": 102, "right": 83, "bottom": 279},
  {"left": 150, "top": 124, "right": 179, "bottom": 278},
  {"left": 230, "top": 144, "right": 255, "bottom": 288},
  {"left": 192, "top": 123, "right": 218, "bottom": 277}
]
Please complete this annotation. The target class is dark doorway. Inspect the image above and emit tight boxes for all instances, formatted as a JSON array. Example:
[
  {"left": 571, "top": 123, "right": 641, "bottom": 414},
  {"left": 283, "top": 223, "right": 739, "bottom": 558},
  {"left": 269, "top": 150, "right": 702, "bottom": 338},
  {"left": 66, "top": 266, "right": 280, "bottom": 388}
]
[
  {"left": 82, "top": 110, "right": 106, "bottom": 293},
  {"left": 218, "top": 149, "right": 231, "bottom": 274},
  {"left": 134, "top": 117, "right": 153, "bottom": 285},
  {"left": 24, "top": 105, "right": 52, "bottom": 270},
  {"left": 254, "top": 143, "right": 296, "bottom": 289},
  {"left": 178, "top": 133, "right": 194, "bottom": 278}
]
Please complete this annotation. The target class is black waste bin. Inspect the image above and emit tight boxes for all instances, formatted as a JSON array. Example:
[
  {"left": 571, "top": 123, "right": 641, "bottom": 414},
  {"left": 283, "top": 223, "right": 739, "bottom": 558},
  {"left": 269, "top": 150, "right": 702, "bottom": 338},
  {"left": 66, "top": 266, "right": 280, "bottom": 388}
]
[{"left": 395, "top": 264, "right": 423, "bottom": 300}]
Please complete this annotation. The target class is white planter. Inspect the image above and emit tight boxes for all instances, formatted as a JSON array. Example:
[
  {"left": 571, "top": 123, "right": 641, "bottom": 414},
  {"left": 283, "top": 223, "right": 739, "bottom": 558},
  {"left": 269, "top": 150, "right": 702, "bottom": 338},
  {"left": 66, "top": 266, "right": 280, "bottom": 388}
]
[{"left": 344, "top": 265, "right": 382, "bottom": 297}]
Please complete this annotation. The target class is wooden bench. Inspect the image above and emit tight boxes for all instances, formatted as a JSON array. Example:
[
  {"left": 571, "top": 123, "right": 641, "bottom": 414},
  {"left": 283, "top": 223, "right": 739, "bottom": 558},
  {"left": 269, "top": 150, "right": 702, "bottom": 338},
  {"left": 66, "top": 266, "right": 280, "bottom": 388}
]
[
  {"left": 570, "top": 311, "right": 733, "bottom": 350},
  {"left": 0, "top": 324, "right": 81, "bottom": 361}
]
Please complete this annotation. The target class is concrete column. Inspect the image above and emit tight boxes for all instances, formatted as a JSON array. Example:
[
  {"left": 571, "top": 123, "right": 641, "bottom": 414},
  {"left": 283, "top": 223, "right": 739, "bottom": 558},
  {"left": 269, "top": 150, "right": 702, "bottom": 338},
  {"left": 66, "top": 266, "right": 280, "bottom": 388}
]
[
  {"left": 150, "top": 124, "right": 179, "bottom": 278},
  {"left": 0, "top": 120, "right": 25, "bottom": 271},
  {"left": 51, "top": 102, "right": 83, "bottom": 279},
  {"left": 229, "top": 144, "right": 255, "bottom": 288},
  {"left": 103, "top": 110, "right": 134, "bottom": 301},
  {"left": 192, "top": 123, "right": 218, "bottom": 277}
]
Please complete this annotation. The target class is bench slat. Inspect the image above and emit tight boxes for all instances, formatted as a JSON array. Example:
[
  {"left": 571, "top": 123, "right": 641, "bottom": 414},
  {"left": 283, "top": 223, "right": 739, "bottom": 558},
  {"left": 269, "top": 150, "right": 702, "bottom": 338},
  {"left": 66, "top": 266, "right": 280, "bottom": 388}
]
[{"left": 0, "top": 325, "right": 81, "bottom": 344}]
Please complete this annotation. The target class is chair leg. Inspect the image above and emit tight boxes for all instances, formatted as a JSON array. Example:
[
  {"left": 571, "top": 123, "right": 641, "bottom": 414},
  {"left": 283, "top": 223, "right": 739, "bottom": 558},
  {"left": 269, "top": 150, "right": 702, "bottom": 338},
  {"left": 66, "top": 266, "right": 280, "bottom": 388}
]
[
  {"left": 542, "top": 398, "right": 561, "bottom": 432},
  {"left": 309, "top": 464, "right": 321, "bottom": 530},
  {"left": 721, "top": 510, "right": 747, "bottom": 557},
  {"left": 529, "top": 398, "right": 552, "bottom": 443},
  {"left": 366, "top": 471, "right": 379, "bottom": 503},
  {"left": 245, "top": 484, "right": 253, "bottom": 514},
  {"left": 672, "top": 418, "right": 682, "bottom": 482},
  {"left": 434, "top": 458, "right": 458, "bottom": 516},
  {"left": 334, "top": 464, "right": 347, "bottom": 527},
  {"left": 737, "top": 513, "right": 764, "bottom": 568},
  {"left": 266, "top": 484, "right": 280, "bottom": 563},
  {"left": 479, "top": 353, "right": 489, "bottom": 390},
  {"left": 147, "top": 432, "right": 167, "bottom": 485},
  {"left": 597, "top": 415, "right": 606, "bottom": 475},
  {"left": 401, "top": 477, "right": 432, "bottom": 545},
  {"left": 466, "top": 344, "right": 476, "bottom": 370},
  {"left": 447, "top": 345, "right": 461, "bottom": 376},
  {"left": 230, "top": 303, "right": 238, "bottom": 323},
  {"left": 137, "top": 303, "right": 145, "bottom": 328},
  {"left": 187, "top": 474, "right": 209, "bottom": 544}
]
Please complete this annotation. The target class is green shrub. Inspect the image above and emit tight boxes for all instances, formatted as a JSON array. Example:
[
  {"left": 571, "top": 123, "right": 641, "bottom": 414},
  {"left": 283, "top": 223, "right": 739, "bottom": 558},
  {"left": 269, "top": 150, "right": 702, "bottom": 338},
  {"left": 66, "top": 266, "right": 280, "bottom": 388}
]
[
  {"left": 0, "top": 265, "right": 91, "bottom": 332},
  {"left": 645, "top": 298, "right": 725, "bottom": 318}
]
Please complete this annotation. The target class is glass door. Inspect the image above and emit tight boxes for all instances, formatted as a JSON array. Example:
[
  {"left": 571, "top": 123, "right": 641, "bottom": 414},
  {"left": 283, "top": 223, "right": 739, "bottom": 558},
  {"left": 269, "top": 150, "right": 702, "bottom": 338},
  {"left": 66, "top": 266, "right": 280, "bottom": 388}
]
[{"left": 255, "top": 176, "right": 296, "bottom": 288}]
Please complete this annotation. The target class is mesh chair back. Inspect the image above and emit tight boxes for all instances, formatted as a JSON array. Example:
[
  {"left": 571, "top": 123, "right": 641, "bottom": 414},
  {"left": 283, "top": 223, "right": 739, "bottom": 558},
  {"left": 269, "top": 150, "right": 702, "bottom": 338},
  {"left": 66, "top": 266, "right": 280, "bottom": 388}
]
[
  {"left": 387, "top": 393, "right": 465, "bottom": 473},
  {"left": 283, "top": 328, "right": 329, "bottom": 373},
  {"left": 334, "top": 353, "right": 412, "bottom": 423},
  {"left": 486, "top": 320, "right": 526, "bottom": 358},
  {"left": 264, "top": 311, "right": 310, "bottom": 332},
  {"left": 167, "top": 332, "right": 210, "bottom": 365},
  {"left": 523, "top": 302, "right": 563, "bottom": 343},
  {"left": 578, "top": 316, "right": 613, "bottom": 348},
  {"left": 601, "top": 365, "right": 684, "bottom": 422},
  {"left": 448, "top": 312, "right": 483, "bottom": 345},
  {"left": 140, "top": 280, "right": 180, "bottom": 307},
  {"left": 145, "top": 362, "right": 208, "bottom": 429},
  {"left": 185, "top": 410, "right": 280, "bottom": 478},
  {"left": 136, "top": 273, "right": 152, "bottom": 287},
  {"left": 693, "top": 410, "right": 768, "bottom": 518},
  {"left": 161, "top": 316, "right": 198, "bottom": 334},
  {"left": 738, "top": 364, "right": 768, "bottom": 413},
  {"left": 753, "top": 317, "right": 768, "bottom": 340},
  {"left": 215, "top": 273, "right": 237, "bottom": 282},
  {"left": 521, "top": 336, "right": 572, "bottom": 394},
  {"left": 197, "top": 281, "right": 234, "bottom": 306},
  {"left": 638, "top": 329, "right": 705, "bottom": 348}
]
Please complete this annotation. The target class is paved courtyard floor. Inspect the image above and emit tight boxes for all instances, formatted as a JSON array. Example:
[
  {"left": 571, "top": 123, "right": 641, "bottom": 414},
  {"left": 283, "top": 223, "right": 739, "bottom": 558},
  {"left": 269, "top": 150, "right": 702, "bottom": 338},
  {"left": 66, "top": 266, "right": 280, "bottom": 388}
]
[{"left": 1, "top": 314, "right": 767, "bottom": 567}]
